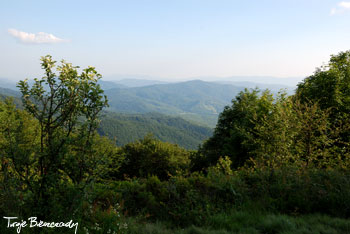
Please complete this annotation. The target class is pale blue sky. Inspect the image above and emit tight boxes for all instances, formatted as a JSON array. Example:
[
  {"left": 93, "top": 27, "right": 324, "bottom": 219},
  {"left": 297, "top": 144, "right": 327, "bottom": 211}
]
[{"left": 1, "top": 0, "right": 350, "bottom": 81}]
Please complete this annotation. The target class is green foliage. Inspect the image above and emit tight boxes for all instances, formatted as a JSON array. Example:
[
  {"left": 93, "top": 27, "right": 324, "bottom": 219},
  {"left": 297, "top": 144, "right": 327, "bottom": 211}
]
[
  {"left": 297, "top": 50, "right": 350, "bottom": 119},
  {"left": 247, "top": 96, "right": 349, "bottom": 169},
  {"left": 0, "top": 56, "right": 119, "bottom": 224},
  {"left": 198, "top": 88, "right": 274, "bottom": 169},
  {"left": 111, "top": 174, "right": 234, "bottom": 226},
  {"left": 0, "top": 98, "right": 39, "bottom": 217},
  {"left": 207, "top": 156, "right": 233, "bottom": 176},
  {"left": 79, "top": 184, "right": 128, "bottom": 234},
  {"left": 100, "top": 167, "right": 350, "bottom": 229},
  {"left": 17, "top": 55, "right": 109, "bottom": 186},
  {"left": 199, "top": 85, "right": 350, "bottom": 171},
  {"left": 295, "top": 50, "right": 350, "bottom": 166},
  {"left": 16, "top": 55, "right": 109, "bottom": 217},
  {"left": 116, "top": 135, "right": 191, "bottom": 180},
  {"left": 239, "top": 167, "right": 350, "bottom": 217}
]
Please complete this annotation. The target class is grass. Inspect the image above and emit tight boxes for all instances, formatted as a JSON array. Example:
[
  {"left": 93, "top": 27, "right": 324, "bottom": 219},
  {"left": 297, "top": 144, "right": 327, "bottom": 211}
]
[{"left": 125, "top": 211, "right": 350, "bottom": 234}]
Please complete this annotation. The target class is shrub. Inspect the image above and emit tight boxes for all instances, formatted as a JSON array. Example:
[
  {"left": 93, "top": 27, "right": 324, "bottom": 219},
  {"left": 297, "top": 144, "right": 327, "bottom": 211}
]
[{"left": 116, "top": 135, "right": 191, "bottom": 180}]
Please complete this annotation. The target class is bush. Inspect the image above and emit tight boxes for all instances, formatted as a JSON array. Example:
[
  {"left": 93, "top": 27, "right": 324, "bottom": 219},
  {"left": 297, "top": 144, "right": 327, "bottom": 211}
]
[{"left": 116, "top": 135, "right": 191, "bottom": 180}]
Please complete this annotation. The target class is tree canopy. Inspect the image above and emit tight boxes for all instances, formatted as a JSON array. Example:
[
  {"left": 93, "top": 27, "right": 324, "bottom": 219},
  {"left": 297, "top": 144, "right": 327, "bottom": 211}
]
[
  {"left": 296, "top": 50, "right": 350, "bottom": 120},
  {"left": 198, "top": 88, "right": 274, "bottom": 169}
]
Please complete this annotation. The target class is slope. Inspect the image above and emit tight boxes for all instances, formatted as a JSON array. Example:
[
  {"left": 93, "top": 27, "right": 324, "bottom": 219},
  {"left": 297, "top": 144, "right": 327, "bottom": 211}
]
[
  {"left": 98, "top": 112, "right": 213, "bottom": 149},
  {"left": 105, "top": 80, "right": 245, "bottom": 126}
]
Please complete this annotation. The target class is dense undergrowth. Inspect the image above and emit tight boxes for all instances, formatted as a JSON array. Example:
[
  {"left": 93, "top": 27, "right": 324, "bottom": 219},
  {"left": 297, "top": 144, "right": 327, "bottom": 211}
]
[
  {"left": 88, "top": 167, "right": 350, "bottom": 233},
  {"left": 109, "top": 168, "right": 350, "bottom": 224},
  {"left": 3, "top": 166, "right": 350, "bottom": 233}
]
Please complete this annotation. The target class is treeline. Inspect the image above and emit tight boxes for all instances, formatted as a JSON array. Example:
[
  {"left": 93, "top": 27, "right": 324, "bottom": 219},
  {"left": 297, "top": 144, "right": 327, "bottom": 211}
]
[{"left": 1, "top": 52, "right": 350, "bottom": 233}]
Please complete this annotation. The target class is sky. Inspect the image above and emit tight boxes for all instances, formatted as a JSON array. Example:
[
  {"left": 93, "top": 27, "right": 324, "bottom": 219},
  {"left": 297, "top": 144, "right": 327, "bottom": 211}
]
[{"left": 1, "top": 0, "right": 350, "bottom": 82}]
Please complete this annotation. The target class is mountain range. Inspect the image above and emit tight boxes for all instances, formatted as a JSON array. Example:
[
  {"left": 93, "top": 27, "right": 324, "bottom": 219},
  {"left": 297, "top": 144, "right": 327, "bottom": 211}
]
[
  {"left": 103, "top": 79, "right": 295, "bottom": 126},
  {"left": 0, "top": 77, "right": 297, "bottom": 128},
  {"left": 104, "top": 80, "right": 245, "bottom": 126}
]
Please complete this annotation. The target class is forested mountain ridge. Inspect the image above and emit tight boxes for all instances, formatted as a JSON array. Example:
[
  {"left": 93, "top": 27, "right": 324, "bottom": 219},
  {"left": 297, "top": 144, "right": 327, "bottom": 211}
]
[
  {"left": 105, "top": 80, "right": 246, "bottom": 126},
  {"left": 98, "top": 112, "right": 212, "bottom": 149},
  {"left": 105, "top": 80, "right": 243, "bottom": 113},
  {"left": 108, "top": 78, "right": 169, "bottom": 87},
  {"left": 0, "top": 87, "right": 22, "bottom": 107},
  {"left": 0, "top": 87, "right": 20, "bottom": 97}
]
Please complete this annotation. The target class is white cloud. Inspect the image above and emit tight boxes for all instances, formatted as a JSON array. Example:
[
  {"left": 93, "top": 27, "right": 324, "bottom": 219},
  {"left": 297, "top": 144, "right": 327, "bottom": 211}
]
[
  {"left": 8, "top": 28, "right": 68, "bottom": 44},
  {"left": 339, "top": 1, "right": 350, "bottom": 8},
  {"left": 330, "top": 1, "right": 350, "bottom": 15}
]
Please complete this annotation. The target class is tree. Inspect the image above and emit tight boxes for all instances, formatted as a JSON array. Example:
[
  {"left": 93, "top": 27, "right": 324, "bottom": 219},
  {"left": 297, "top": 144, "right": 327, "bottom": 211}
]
[
  {"left": 248, "top": 96, "right": 342, "bottom": 169},
  {"left": 297, "top": 50, "right": 350, "bottom": 120},
  {"left": 197, "top": 88, "right": 274, "bottom": 169},
  {"left": 15, "top": 55, "right": 109, "bottom": 217},
  {"left": 296, "top": 50, "right": 350, "bottom": 161},
  {"left": 117, "top": 134, "right": 191, "bottom": 180}
]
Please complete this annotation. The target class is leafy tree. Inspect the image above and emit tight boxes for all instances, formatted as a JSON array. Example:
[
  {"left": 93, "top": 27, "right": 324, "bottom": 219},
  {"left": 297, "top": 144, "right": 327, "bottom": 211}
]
[
  {"left": 297, "top": 50, "right": 350, "bottom": 119},
  {"left": 197, "top": 88, "right": 274, "bottom": 169},
  {"left": 14, "top": 55, "right": 109, "bottom": 217},
  {"left": 117, "top": 134, "right": 191, "bottom": 180},
  {"left": 247, "top": 96, "right": 346, "bottom": 169},
  {"left": 296, "top": 50, "right": 350, "bottom": 160}
]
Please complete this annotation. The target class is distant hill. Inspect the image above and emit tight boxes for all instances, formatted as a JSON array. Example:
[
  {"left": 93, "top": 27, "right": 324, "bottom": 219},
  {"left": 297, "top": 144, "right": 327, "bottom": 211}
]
[
  {"left": 0, "top": 88, "right": 22, "bottom": 107},
  {"left": 103, "top": 74, "right": 169, "bottom": 87},
  {"left": 0, "top": 87, "right": 21, "bottom": 97},
  {"left": 197, "top": 76, "right": 303, "bottom": 87},
  {"left": 97, "top": 80, "right": 127, "bottom": 90},
  {"left": 98, "top": 112, "right": 213, "bottom": 149},
  {"left": 105, "top": 80, "right": 246, "bottom": 126},
  {"left": 0, "top": 78, "right": 18, "bottom": 90},
  {"left": 214, "top": 81, "right": 296, "bottom": 95},
  {"left": 110, "top": 78, "right": 169, "bottom": 87}
]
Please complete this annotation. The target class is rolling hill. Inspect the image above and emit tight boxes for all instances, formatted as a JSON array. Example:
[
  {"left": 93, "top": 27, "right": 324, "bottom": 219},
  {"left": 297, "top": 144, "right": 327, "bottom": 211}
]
[
  {"left": 98, "top": 112, "right": 213, "bottom": 149},
  {"left": 109, "top": 78, "right": 169, "bottom": 87},
  {"left": 105, "top": 80, "right": 245, "bottom": 126}
]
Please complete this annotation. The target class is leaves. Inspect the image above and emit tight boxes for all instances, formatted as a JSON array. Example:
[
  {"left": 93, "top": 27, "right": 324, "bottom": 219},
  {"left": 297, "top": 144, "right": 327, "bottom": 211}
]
[{"left": 1, "top": 55, "right": 113, "bottom": 218}]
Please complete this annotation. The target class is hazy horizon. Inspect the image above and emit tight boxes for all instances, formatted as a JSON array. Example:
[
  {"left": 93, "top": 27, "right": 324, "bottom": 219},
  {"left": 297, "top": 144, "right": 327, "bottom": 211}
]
[{"left": 0, "top": 74, "right": 303, "bottom": 88}]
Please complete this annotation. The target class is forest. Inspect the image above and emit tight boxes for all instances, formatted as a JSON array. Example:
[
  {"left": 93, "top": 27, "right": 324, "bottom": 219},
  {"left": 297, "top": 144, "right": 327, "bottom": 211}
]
[{"left": 1, "top": 51, "right": 350, "bottom": 233}]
